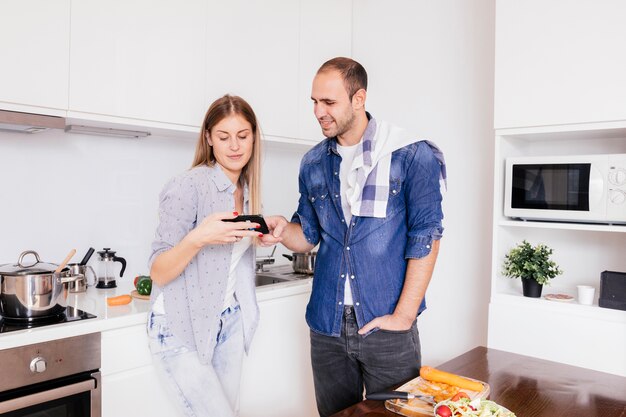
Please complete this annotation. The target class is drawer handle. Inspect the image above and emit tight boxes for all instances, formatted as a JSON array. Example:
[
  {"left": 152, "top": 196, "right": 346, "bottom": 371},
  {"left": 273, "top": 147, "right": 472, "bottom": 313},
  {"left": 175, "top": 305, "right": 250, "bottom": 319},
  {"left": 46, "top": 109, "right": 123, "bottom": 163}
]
[{"left": 0, "top": 378, "right": 96, "bottom": 413}]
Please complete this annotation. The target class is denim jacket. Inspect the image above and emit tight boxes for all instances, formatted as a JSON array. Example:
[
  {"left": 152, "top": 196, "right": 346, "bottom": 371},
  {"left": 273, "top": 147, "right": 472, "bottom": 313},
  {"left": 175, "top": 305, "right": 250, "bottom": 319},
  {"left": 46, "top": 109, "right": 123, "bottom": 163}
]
[{"left": 292, "top": 134, "right": 444, "bottom": 337}]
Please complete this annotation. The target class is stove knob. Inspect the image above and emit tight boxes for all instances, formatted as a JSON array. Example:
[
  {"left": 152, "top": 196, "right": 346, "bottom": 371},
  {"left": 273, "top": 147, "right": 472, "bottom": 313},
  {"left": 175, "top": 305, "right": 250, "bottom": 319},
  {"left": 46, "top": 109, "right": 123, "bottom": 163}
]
[{"left": 29, "top": 357, "right": 47, "bottom": 373}]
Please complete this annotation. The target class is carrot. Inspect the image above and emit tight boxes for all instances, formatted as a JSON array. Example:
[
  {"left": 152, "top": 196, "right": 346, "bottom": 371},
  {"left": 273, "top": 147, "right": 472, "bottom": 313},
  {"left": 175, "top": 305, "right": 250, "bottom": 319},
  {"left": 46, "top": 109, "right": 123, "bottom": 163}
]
[
  {"left": 107, "top": 294, "right": 132, "bottom": 306},
  {"left": 420, "top": 366, "right": 484, "bottom": 392}
]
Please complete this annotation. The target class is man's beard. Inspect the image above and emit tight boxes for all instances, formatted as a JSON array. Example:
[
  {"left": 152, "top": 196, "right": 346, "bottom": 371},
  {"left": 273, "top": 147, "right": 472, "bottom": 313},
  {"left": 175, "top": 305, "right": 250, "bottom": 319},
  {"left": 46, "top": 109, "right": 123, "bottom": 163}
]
[{"left": 321, "top": 111, "right": 355, "bottom": 139}]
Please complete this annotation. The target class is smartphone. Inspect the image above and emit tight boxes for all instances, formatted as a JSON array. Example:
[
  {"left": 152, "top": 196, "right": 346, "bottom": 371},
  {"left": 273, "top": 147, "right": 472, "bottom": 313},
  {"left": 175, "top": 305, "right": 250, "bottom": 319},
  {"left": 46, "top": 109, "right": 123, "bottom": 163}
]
[{"left": 222, "top": 214, "right": 270, "bottom": 234}]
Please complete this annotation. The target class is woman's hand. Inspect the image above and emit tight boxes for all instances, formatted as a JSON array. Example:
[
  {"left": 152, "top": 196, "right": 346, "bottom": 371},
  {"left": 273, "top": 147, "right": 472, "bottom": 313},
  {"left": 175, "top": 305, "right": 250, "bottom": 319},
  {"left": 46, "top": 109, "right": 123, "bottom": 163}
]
[{"left": 187, "top": 211, "right": 262, "bottom": 247}]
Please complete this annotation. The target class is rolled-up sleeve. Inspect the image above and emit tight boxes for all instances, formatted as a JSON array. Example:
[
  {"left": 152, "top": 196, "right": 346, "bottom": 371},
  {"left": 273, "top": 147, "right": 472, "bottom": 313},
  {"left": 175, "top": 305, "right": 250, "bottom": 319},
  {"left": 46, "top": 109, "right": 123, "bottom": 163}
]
[
  {"left": 290, "top": 169, "right": 321, "bottom": 246},
  {"left": 148, "top": 175, "right": 198, "bottom": 268},
  {"left": 404, "top": 142, "right": 444, "bottom": 259}
]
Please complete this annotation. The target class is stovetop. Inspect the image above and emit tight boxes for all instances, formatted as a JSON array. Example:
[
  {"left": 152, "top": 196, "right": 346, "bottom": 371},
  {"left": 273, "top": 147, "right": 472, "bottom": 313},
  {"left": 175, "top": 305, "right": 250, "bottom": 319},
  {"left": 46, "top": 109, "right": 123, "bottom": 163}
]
[
  {"left": 0, "top": 306, "right": 97, "bottom": 334},
  {"left": 256, "top": 264, "right": 312, "bottom": 279}
]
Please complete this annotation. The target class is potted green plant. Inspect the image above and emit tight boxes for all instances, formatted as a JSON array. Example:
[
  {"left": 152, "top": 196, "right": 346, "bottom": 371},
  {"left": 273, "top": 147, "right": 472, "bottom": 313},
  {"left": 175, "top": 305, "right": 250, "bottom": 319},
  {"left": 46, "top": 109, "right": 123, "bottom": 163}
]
[{"left": 502, "top": 240, "right": 563, "bottom": 298}]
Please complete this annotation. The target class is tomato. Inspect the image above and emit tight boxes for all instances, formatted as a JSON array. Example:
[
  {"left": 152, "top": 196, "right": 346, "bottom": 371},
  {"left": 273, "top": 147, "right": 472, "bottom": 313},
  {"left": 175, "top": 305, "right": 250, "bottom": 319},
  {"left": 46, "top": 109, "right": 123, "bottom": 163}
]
[
  {"left": 435, "top": 405, "right": 452, "bottom": 417},
  {"left": 451, "top": 392, "right": 470, "bottom": 402}
]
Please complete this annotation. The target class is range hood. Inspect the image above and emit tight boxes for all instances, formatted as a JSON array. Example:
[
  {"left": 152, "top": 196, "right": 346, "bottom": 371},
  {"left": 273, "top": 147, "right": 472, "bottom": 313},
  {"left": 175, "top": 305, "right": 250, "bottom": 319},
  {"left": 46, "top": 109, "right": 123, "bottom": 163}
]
[{"left": 0, "top": 109, "right": 65, "bottom": 133}]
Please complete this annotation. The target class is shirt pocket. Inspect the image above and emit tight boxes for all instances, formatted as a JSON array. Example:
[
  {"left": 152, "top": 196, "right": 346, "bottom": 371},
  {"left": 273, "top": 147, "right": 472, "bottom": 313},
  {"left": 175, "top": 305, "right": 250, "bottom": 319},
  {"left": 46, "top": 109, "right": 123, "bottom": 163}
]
[
  {"left": 309, "top": 185, "right": 331, "bottom": 224},
  {"left": 386, "top": 176, "right": 404, "bottom": 217},
  {"left": 389, "top": 177, "right": 402, "bottom": 199}
]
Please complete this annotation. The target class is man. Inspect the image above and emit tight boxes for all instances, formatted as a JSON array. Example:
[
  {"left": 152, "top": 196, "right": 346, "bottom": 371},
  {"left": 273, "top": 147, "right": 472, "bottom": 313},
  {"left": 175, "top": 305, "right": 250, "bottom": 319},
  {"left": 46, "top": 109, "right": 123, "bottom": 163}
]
[{"left": 261, "top": 57, "right": 445, "bottom": 416}]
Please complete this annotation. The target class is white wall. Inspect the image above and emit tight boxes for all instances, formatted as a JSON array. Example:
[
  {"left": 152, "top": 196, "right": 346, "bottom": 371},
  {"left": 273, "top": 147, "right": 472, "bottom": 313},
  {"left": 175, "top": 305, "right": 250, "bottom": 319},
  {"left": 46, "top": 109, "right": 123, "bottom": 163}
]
[
  {"left": 352, "top": 0, "right": 496, "bottom": 366},
  {"left": 0, "top": 130, "right": 306, "bottom": 279},
  {"left": 0, "top": 0, "right": 496, "bottom": 370}
]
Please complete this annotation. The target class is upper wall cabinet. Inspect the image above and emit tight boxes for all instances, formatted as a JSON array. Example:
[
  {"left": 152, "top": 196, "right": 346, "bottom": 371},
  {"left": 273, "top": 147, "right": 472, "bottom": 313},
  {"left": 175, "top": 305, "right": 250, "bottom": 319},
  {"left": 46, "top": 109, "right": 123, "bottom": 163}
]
[
  {"left": 205, "top": 0, "right": 352, "bottom": 144},
  {"left": 205, "top": 0, "right": 300, "bottom": 141},
  {"left": 69, "top": 0, "right": 207, "bottom": 128},
  {"left": 494, "top": 0, "right": 626, "bottom": 129},
  {"left": 0, "top": 0, "right": 70, "bottom": 115},
  {"left": 298, "top": 0, "right": 352, "bottom": 142}
]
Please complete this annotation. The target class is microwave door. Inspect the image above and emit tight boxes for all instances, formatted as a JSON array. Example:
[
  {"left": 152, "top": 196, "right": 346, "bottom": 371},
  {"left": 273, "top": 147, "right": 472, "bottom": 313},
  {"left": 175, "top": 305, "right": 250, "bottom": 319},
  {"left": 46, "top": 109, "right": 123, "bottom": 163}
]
[{"left": 511, "top": 163, "right": 592, "bottom": 212}]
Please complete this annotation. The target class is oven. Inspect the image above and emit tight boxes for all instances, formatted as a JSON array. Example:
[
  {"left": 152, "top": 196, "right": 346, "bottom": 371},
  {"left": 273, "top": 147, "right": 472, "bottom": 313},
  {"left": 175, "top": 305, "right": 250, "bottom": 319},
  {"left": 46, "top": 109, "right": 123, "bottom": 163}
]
[{"left": 0, "top": 333, "right": 101, "bottom": 417}]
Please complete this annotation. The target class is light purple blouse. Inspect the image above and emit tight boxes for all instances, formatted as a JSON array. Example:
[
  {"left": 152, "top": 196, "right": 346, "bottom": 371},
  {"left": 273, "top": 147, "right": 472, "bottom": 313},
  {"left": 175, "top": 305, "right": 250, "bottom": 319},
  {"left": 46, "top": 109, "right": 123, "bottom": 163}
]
[{"left": 148, "top": 165, "right": 259, "bottom": 364}]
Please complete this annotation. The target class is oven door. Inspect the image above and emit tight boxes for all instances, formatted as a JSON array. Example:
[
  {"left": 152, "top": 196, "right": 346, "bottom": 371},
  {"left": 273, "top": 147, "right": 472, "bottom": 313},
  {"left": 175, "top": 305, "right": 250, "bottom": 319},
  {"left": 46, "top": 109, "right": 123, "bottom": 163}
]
[{"left": 0, "top": 371, "right": 100, "bottom": 417}]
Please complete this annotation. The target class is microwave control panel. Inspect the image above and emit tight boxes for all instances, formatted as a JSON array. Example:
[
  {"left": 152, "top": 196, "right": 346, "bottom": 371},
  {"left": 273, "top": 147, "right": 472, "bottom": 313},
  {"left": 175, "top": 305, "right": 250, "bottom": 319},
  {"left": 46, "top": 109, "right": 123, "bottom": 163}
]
[{"left": 607, "top": 155, "right": 626, "bottom": 209}]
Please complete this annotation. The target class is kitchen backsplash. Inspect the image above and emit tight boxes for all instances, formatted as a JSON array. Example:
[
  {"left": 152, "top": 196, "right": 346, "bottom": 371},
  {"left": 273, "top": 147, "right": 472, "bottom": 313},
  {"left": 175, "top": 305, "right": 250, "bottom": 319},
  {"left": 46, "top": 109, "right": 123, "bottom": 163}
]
[{"left": 0, "top": 129, "right": 307, "bottom": 278}]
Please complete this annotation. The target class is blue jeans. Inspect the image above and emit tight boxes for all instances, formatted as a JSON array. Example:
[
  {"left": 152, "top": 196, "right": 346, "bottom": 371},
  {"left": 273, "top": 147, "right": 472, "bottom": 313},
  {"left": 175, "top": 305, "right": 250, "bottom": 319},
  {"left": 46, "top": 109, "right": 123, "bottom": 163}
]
[
  {"left": 310, "top": 305, "right": 421, "bottom": 417},
  {"left": 147, "top": 305, "right": 244, "bottom": 417}
]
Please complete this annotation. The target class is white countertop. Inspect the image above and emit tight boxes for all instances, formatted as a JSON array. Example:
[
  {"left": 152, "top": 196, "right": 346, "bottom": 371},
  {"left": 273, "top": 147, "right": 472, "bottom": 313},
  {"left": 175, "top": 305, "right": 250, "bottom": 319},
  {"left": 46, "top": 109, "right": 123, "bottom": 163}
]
[{"left": 0, "top": 273, "right": 312, "bottom": 351}]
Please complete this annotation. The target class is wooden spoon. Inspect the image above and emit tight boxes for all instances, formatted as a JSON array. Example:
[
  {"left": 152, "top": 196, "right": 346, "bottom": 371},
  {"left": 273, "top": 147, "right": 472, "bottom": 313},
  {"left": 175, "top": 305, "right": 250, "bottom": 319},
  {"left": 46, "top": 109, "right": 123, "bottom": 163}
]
[{"left": 54, "top": 249, "right": 77, "bottom": 274}]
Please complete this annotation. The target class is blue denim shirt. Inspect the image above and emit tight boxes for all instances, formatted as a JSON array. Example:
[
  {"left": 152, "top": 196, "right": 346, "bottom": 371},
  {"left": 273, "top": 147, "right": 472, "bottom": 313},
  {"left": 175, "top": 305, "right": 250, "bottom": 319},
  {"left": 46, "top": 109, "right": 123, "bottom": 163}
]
[{"left": 292, "top": 134, "right": 444, "bottom": 337}]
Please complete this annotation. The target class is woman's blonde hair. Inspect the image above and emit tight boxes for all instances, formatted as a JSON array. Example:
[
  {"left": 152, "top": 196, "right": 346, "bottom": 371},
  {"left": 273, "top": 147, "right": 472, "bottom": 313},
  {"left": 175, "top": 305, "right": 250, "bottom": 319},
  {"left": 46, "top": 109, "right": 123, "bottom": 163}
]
[{"left": 191, "top": 94, "right": 262, "bottom": 215}]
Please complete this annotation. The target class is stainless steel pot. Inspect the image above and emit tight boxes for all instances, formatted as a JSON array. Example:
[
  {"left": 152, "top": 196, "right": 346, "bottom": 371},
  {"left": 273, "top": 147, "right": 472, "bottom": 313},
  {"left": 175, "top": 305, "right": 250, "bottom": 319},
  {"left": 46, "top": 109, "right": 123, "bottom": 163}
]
[
  {"left": 282, "top": 252, "right": 316, "bottom": 275},
  {"left": 0, "top": 250, "right": 82, "bottom": 319}
]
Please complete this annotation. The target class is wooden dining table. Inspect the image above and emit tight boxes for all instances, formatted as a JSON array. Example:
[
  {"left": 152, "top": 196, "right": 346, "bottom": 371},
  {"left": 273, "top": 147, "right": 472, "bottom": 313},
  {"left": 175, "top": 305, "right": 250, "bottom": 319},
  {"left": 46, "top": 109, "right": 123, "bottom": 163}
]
[{"left": 330, "top": 346, "right": 626, "bottom": 417}]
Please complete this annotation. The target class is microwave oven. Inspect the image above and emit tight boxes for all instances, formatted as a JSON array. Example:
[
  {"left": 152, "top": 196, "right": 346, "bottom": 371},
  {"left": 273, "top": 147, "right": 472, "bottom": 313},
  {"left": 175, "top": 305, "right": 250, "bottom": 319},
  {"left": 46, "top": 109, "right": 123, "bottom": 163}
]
[{"left": 504, "top": 154, "right": 626, "bottom": 224}]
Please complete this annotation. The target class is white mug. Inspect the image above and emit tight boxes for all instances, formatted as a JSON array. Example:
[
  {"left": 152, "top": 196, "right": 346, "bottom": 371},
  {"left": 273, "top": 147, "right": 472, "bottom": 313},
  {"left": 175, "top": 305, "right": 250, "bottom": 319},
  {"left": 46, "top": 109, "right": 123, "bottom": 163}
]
[{"left": 577, "top": 285, "right": 595, "bottom": 305}]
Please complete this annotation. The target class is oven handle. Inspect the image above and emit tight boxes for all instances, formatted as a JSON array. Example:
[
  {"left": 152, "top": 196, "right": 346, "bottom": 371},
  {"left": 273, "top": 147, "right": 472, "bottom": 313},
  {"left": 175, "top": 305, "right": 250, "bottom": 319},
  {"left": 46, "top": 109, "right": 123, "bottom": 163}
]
[{"left": 0, "top": 378, "right": 96, "bottom": 413}]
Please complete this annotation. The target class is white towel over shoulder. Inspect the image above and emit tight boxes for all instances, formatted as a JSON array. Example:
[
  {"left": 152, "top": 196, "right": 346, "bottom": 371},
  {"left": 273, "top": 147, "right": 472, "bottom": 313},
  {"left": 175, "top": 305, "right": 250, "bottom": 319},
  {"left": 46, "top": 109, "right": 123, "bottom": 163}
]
[{"left": 345, "top": 118, "right": 446, "bottom": 218}]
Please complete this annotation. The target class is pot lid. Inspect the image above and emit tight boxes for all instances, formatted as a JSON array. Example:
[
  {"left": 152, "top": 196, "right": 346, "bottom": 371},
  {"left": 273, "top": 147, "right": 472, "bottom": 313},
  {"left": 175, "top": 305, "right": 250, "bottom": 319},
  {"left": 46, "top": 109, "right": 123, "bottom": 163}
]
[{"left": 0, "top": 250, "right": 64, "bottom": 276}]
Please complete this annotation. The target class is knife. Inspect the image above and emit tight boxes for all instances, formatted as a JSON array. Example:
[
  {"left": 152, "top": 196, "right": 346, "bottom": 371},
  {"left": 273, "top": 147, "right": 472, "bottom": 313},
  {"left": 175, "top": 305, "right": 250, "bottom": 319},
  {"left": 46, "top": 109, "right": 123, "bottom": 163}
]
[{"left": 366, "top": 391, "right": 435, "bottom": 404}]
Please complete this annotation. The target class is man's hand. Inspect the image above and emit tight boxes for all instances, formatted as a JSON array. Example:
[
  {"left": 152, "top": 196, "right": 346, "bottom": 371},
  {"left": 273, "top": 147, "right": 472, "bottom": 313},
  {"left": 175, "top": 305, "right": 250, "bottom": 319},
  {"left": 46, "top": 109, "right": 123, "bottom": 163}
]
[
  {"left": 258, "top": 215, "right": 288, "bottom": 247},
  {"left": 357, "top": 312, "right": 414, "bottom": 335}
]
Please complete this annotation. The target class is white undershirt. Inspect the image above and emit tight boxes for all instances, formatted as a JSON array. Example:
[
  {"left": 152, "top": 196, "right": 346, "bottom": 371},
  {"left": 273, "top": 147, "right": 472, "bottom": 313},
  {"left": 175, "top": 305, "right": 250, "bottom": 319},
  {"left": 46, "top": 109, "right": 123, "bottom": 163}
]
[
  {"left": 223, "top": 237, "right": 251, "bottom": 310},
  {"left": 337, "top": 142, "right": 360, "bottom": 306}
]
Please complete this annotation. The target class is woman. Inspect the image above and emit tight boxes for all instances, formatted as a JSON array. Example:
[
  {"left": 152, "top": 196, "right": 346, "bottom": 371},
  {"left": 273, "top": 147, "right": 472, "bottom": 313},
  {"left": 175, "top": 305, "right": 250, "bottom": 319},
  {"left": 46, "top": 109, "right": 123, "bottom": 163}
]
[{"left": 147, "top": 95, "right": 264, "bottom": 417}]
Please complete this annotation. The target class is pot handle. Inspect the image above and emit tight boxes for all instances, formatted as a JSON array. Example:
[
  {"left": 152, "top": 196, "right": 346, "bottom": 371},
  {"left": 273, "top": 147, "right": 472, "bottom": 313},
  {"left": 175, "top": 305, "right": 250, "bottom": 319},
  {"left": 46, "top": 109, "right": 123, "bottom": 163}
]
[
  {"left": 85, "top": 265, "right": 98, "bottom": 286},
  {"left": 282, "top": 254, "right": 293, "bottom": 261},
  {"left": 17, "top": 250, "right": 41, "bottom": 268},
  {"left": 57, "top": 274, "right": 84, "bottom": 284}
]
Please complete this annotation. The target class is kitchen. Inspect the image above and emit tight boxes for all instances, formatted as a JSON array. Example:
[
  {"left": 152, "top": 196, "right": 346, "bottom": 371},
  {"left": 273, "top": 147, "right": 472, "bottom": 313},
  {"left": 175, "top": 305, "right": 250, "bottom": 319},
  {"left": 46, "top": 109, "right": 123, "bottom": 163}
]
[{"left": 1, "top": 1, "right": 625, "bottom": 417}]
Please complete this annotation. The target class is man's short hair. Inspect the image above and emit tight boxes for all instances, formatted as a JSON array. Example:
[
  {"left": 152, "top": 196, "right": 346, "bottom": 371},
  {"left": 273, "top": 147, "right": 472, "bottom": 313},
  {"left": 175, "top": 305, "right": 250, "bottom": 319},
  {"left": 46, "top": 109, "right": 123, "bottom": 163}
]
[{"left": 317, "top": 57, "right": 368, "bottom": 100}]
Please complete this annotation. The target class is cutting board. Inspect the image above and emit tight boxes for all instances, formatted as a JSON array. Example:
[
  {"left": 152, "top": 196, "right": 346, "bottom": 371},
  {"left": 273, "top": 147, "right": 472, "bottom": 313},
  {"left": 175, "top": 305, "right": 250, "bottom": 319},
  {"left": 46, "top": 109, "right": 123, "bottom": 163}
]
[
  {"left": 130, "top": 290, "right": 150, "bottom": 300},
  {"left": 384, "top": 376, "right": 490, "bottom": 417}
]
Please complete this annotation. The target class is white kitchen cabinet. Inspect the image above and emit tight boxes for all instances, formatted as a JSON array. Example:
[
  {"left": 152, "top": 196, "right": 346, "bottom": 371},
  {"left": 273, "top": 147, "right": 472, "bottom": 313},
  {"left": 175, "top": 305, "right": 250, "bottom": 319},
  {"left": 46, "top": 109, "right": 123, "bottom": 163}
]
[
  {"left": 297, "top": 0, "right": 353, "bottom": 142},
  {"left": 100, "top": 282, "right": 315, "bottom": 417},
  {"left": 205, "top": 0, "right": 300, "bottom": 141},
  {"left": 102, "top": 365, "right": 180, "bottom": 417},
  {"left": 69, "top": 0, "right": 207, "bottom": 129},
  {"left": 100, "top": 324, "right": 179, "bottom": 417},
  {"left": 488, "top": 122, "right": 626, "bottom": 377},
  {"left": 206, "top": 0, "right": 352, "bottom": 145},
  {"left": 0, "top": 0, "right": 69, "bottom": 115},
  {"left": 240, "top": 284, "right": 316, "bottom": 417},
  {"left": 494, "top": 0, "right": 626, "bottom": 129}
]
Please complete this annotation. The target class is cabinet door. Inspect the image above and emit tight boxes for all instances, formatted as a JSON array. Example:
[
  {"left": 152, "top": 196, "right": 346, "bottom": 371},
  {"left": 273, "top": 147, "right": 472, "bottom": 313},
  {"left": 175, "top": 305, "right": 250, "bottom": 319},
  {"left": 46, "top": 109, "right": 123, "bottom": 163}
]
[
  {"left": 102, "top": 366, "right": 181, "bottom": 417},
  {"left": 495, "top": 0, "right": 626, "bottom": 128},
  {"left": 239, "top": 289, "right": 316, "bottom": 417},
  {"left": 69, "top": 0, "right": 207, "bottom": 127},
  {"left": 298, "top": 0, "right": 353, "bottom": 142},
  {"left": 205, "top": 0, "right": 299, "bottom": 140},
  {"left": 0, "top": 0, "right": 70, "bottom": 112}
]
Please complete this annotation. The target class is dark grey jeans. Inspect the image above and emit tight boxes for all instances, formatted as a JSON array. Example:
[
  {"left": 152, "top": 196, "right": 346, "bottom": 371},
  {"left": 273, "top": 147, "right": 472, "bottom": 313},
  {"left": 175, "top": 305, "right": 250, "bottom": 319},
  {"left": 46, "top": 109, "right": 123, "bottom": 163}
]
[{"left": 310, "top": 305, "right": 421, "bottom": 417}]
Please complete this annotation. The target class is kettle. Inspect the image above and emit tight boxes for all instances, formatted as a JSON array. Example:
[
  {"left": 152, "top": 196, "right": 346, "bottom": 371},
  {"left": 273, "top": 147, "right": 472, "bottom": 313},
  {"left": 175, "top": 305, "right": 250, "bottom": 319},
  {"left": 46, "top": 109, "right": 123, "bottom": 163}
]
[{"left": 95, "top": 248, "right": 127, "bottom": 289}]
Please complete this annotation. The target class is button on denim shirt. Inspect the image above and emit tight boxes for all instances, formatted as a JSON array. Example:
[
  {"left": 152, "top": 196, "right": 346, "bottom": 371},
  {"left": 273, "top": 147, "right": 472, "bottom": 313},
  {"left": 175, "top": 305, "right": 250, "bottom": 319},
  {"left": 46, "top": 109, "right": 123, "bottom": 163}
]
[
  {"left": 149, "top": 165, "right": 259, "bottom": 364},
  {"left": 292, "top": 124, "right": 444, "bottom": 337}
]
